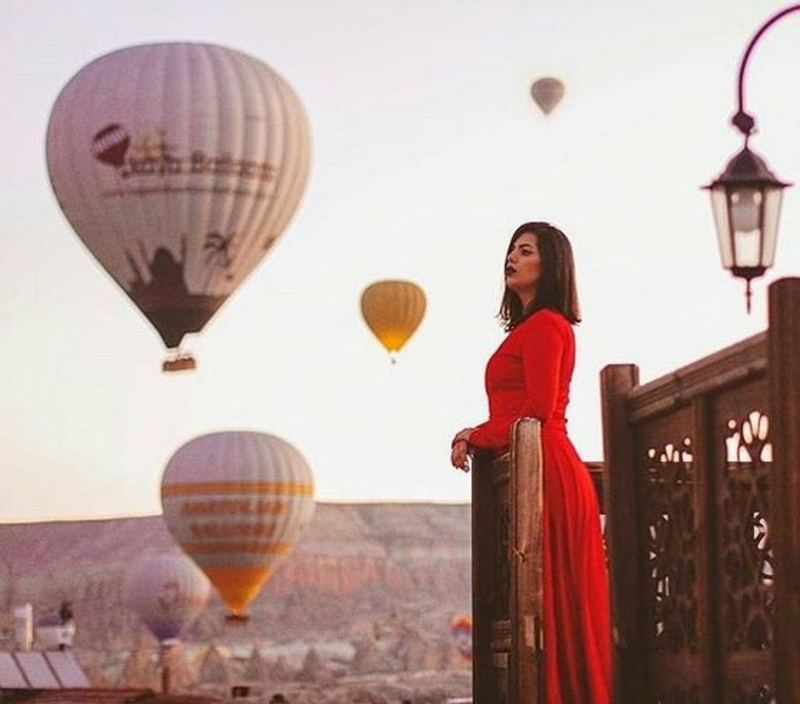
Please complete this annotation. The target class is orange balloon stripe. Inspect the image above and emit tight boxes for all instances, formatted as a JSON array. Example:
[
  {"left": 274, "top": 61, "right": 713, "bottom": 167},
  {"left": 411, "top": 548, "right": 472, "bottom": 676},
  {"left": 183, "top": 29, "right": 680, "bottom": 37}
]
[
  {"left": 181, "top": 541, "right": 294, "bottom": 556},
  {"left": 202, "top": 565, "right": 274, "bottom": 614},
  {"left": 162, "top": 481, "right": 313, "bottom": 498}
]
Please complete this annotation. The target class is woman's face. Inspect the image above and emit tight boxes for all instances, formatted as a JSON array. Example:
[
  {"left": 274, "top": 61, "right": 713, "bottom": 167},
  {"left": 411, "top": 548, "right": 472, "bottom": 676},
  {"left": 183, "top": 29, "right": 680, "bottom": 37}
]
[{"left": 505, "top": 232, "right": 541, "bottom": 302}]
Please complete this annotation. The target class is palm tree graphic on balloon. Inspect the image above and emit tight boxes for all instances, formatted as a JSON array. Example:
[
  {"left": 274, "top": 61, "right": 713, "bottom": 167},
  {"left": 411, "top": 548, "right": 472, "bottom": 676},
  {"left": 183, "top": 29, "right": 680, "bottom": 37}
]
[{"left": 203, "top": 231, "right": 237, "bottom": 282}]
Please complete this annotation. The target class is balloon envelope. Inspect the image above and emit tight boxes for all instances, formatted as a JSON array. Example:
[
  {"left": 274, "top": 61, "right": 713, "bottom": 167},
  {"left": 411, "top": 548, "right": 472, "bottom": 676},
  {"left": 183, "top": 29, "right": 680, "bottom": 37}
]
[
  {"left": 360, "top": 280, "right": 426, "bottom": 359},
  {"left": 530, "top": 77, "right": 565, "bottom": 115},
  {"left": 450, "top": 614, "right": 473, "bottom": 661},
  {"left": 161, "top": 431, "right": 315, "bottom": 618},
  {"left": 46, "top": 42, "right": 311, "bottom": 352},
  {"left": 124, "top": 552, "right": 210, "bottom": 643}
]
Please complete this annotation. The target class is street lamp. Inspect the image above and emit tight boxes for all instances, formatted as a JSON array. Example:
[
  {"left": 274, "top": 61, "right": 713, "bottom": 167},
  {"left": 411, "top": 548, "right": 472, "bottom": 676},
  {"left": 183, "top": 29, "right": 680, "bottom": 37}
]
[{"left": 704, "top": 4, "right": 799, "bottom": 313}]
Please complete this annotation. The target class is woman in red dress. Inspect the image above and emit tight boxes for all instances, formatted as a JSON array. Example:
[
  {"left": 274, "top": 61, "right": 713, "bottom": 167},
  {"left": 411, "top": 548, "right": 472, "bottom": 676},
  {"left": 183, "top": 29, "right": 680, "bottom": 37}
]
[{"left": 450, "top": 222, "right": 611, "bottom": 703}]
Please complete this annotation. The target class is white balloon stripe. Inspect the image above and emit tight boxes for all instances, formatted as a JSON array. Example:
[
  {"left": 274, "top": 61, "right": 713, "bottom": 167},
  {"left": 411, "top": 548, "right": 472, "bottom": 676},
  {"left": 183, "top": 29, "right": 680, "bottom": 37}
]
[
  {"left": 176, "top": 45, "right": 195, "bottom": 287},
  {"left": 226, "top": 54, "right": 272, "bottom": 282},
  {"left": 129, "top": 45, "right": 162, "bottom": 273},
  {"left": 189, "top": 46, "right": 220, "bottom": 294},
  {"left": 209, "top": 48, "right": 255, "bottom": 295},
  {"left": 231, "top": 56, "right": 284, "bottom": 273},
  {"left": 261, "top": 69, "right": 291, "bottom": 250},
  {"left": 270, "top": 78, "right": 311, "bottom": 247},
  {"left": 80, "top": 58, "right": 128, "bottom": 281},
  {"left": 199, "top": 47, "right": 237, "bottom": 294},
  {"left": 205, "top": 50, "right": 249, "bottom": 294}
]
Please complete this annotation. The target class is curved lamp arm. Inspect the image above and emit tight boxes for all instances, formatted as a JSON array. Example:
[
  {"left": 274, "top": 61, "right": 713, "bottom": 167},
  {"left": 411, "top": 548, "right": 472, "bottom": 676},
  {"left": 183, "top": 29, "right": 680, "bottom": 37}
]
[{"left": 733, "top": 3, "right": 800, "bottom": 137}]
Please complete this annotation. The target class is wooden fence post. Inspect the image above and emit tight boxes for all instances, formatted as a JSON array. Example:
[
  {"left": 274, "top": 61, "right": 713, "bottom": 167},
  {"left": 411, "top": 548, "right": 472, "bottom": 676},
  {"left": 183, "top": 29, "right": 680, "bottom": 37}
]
[
  {"left": 600, "top": 364, "right": 643, "bottom": 704},
  {"left": 767, "top": 277, "right": 800, "bottom": 702},
  {"left": 472, "top": 448, "right": 500, "bottom": 703},
  {"left": 691, "top": 395, "right": 722, "bottom": 702},
  {"left": 510, "top": 418, "right": 544, "bottom": 703}
]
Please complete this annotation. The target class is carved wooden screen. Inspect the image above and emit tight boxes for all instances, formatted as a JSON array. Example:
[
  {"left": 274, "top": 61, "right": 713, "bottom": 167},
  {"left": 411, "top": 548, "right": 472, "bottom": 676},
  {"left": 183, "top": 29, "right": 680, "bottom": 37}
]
[
  {"left": 600, "top": 277, "right": 800, "bottom": 703},
  {"left": 472, "top": 418, "right": 544, "bottom": 704}
]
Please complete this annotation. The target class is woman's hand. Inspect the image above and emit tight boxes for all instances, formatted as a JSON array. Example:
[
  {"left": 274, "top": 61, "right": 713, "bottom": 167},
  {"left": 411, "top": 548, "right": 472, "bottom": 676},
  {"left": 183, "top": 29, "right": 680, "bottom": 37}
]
[{"left": 450, "top": 428, "right": 474, "bottom": 471}]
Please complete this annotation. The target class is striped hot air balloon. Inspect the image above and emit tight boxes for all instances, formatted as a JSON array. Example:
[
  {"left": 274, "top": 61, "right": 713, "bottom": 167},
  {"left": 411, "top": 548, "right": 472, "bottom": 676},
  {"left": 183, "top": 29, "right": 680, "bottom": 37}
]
[
  {"left": 360, "top": 280, "right": 426, "bottom": 363},
  {"left": 160, "top": 432, "right": 315, "bottom": 622},
  {"left": 124, "top": 552, "right": 211, "bottom": 644},
  {"left": 45, "top": 42, "right": 312, "bottom": 371}
]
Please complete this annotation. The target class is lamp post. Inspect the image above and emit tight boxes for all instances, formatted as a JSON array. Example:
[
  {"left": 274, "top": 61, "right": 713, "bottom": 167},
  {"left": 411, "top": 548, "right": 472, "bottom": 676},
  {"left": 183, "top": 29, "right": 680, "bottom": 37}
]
[{"left": 704, "top": 4, "right": 799, "bottom": 313}]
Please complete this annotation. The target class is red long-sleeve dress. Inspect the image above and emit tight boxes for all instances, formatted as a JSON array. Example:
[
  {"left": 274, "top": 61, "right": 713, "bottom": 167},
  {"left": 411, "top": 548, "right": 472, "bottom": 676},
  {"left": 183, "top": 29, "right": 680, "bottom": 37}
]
[{"left": 469, "top": 308, "right": 611, "bottom": 704}]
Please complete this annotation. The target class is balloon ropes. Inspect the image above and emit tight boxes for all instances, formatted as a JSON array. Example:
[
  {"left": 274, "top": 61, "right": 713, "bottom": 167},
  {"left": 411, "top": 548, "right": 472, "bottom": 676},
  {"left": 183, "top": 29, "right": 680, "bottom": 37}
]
[
  {"left": 46, "top": 43, "right": 312, "bottom": 372},
  {"left": 160, "top": 431, "right": 315, "bottom": 623},
  {"left": 124, "top": 552, "right": 210, "bottom": 645},
  {"left": 360, "top": 280, "right": 426, "bottom": 363},
  {"left": 530, "top": 77, "right": 565, "bottom": 115}
]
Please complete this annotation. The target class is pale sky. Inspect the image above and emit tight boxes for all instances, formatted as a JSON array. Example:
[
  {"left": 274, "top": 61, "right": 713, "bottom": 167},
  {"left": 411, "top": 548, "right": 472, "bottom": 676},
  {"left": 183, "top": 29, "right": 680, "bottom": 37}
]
[{"left": 2, "top": 0, "right": 799, "bottom": 522}]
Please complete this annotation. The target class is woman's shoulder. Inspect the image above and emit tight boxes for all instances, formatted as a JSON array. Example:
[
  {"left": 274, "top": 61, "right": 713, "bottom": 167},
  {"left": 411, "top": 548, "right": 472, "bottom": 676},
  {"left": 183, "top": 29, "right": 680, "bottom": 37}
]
[
  {"left": 520, "top": 307, "right": 570, "bottom": 331},
  {"left": 512, "top": 309, "right": 572, "bottom": 346}
]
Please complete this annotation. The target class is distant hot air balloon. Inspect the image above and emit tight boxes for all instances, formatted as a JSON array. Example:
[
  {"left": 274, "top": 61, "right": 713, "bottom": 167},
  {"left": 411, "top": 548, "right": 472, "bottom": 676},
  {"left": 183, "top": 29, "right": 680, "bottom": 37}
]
[
  {"left": 161, "top": 431, "right": 315, "bottom": 623},
  {"left": 46, "top": 43, "right": 312, "bottom": 371},
  {"left": 124, "top": 552, "right": 210, "bottom": 644},
  {"left": 360, "top": 280, "right": 426, "bottom": 363},
  {"left": 449, "top": 614, "right": 473, "bottom": 662},
  {"left": 530, "top": 77, "right": 565, "bottom": 115}
]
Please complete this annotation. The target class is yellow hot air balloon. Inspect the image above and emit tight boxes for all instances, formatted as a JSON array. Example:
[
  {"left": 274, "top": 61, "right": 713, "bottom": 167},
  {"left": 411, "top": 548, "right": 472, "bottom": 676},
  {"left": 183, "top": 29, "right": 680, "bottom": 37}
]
[
  {"left": 530, "top": 77, "right": 565, "bottom": 116},
  {"left": 360, "top": 280, "right": 426, "bottom": 363},
  {"left": 160, "top": 432, "right": 315, "bottom": 623},
  {"left": 46, "top": 43, "right": 311, "bottom": 372}
]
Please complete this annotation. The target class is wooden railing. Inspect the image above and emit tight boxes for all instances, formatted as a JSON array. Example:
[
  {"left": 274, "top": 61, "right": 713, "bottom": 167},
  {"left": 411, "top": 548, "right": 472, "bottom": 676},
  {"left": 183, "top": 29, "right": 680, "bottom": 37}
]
[
  {"left": 472, "top": 419, "right": 544, "bottom": 704},
  {"left": 471, "top": 420, "right": 606, "bottom": 704},
  {"left": 600, "top": 277, "right": 800, "bottom": 703}
]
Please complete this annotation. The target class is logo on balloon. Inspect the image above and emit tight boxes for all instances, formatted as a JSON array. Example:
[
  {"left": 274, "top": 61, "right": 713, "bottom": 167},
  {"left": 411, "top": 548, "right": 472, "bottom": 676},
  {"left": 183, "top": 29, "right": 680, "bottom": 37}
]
[
  {"left": 156, "top": 580, "right": 208, "bottom": 611},
  {"left": 93, "top": 124, "right": 131, "bottom": 167},
  {"left": 92, "top": 123, "right": 278, "bottom": 196}
]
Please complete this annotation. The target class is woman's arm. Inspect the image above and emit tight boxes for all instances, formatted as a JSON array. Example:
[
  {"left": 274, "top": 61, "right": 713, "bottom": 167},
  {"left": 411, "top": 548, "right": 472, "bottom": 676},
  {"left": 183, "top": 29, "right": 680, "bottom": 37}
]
[{"left": 468, "top": 312, "right": 564, "bottom": 450}]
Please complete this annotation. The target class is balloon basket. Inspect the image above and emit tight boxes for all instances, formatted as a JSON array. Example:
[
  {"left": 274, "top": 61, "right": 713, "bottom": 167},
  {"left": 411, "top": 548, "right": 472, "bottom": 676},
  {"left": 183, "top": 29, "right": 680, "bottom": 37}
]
[
  {"left": 162, "top": 352, "right": 197, "bottom": 373},
  {"left": 225, "top": 613, "right": 250, "bottom": 626}
]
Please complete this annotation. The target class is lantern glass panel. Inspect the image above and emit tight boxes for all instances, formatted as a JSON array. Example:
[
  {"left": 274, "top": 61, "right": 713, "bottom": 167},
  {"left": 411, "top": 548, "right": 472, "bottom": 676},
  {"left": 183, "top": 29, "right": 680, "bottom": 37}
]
[
  {"left": 710, "top": 185, "right": 734, "bottom": 268},
  {"left": 761, "top": 186, "right": 784, "bottom": 267}
]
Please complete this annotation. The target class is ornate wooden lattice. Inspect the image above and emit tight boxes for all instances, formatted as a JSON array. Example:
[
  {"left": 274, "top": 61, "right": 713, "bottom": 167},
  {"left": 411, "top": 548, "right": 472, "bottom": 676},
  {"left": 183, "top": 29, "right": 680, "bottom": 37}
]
[
  {"left": 645, "top": 438, "right": 698, "bottom": 657},
  {"left": 715, "top": 392, "right": 776, "bottom": 702},
  {"left": 633, "top": 404, "right": 703, "bottom": 704},
  {"left": 602, "top": 277, "right": 800, "bottom": 704}
]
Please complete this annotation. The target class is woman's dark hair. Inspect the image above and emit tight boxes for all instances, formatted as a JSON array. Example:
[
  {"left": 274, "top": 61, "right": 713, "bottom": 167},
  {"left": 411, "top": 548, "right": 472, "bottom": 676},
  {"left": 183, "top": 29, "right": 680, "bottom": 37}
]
[{"left": 499, "top": 221, "right": 581, "bottom": 330}]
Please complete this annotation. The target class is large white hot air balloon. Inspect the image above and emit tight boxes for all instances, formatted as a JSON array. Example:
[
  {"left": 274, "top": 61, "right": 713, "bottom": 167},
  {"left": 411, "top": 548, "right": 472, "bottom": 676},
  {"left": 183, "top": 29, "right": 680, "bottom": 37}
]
[
  {"left": 124, "top": 552, "right": 211, "bottom": 644},
  {"left": 160, "top": 431, "right": 315, "bottom": 622},
  {"left": 46, "top": 43, "right": 311, "bottom": 371}
]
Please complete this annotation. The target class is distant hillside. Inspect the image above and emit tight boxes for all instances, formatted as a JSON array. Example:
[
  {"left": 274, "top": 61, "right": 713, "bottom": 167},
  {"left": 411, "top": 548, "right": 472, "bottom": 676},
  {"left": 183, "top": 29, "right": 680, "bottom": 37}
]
[{"left": 0, "top": 503, "right": 472, "bottom": 648}]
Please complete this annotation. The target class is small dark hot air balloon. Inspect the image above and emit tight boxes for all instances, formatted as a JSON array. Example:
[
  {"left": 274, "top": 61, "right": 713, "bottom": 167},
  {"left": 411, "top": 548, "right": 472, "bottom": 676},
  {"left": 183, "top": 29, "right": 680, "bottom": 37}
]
[{"left": 530, "top": 77, "right": 565, "bottom": 116}]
